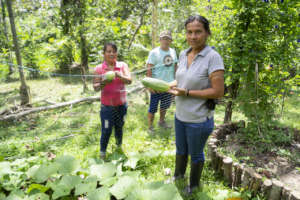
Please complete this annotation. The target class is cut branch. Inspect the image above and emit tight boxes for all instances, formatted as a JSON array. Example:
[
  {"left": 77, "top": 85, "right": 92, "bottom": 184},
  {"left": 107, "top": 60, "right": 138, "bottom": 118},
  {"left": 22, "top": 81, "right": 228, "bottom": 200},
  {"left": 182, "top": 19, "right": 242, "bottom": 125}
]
[{"left": 0, "top": 85, "right": 144, "bottom": 121}]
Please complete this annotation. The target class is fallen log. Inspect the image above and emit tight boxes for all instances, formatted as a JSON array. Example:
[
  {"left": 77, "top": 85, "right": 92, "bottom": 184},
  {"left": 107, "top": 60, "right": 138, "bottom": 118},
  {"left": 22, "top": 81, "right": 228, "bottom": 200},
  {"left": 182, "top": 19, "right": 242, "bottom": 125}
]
[
  {"left": 0, "top": 96, "right": 99, "bottom": 121},
  {"left": 0, "top": 85, "right": 144, "bottom": 121}
]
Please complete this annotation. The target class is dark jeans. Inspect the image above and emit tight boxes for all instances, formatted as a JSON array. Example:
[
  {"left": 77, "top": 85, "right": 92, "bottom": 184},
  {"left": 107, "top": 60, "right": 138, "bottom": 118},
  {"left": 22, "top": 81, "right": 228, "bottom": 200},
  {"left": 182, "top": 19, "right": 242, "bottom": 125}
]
[
  {"left": 148, "top": 92, "right": 173, "bottom": 114},
  {"left": 100, "top": 103, "right": 127, "bottom": 153},
  {"left": 175, "top": 116, "right": 214, "bottom": 163}
]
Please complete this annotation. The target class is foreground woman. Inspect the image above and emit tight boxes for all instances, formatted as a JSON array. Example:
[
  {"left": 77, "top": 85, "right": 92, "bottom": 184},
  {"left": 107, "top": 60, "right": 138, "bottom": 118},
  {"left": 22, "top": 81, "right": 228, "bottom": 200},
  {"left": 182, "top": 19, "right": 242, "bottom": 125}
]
[{"left": 168, "top": 15, "right": 225, "bottom": 193}]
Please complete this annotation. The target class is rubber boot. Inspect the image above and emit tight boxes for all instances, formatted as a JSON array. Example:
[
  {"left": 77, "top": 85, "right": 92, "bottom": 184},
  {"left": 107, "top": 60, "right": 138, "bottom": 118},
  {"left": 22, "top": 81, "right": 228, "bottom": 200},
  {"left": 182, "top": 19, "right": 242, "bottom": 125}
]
[
  {"left": 173, "top": 154, "right": 188, "bottom": 180},
  {"left": 186, "top": 161, "right": 204, "bottom": 194}
]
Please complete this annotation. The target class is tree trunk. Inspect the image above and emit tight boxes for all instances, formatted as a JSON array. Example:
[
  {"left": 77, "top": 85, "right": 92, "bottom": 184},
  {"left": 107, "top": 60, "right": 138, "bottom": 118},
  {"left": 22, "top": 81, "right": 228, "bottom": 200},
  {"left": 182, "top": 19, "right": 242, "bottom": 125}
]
[
  {"left": 224, "top": 80, "right": 239, "bottom": 123},
  {"left": 128, "top": 11, "right": 145, "bottom": 50},
  {"left": 78, "top": 1, "right": 88, "bottom": 92},
  {"left": 151, "top": 0, "right": 158, "bottom": 48},
  {"left": 80, "top": 31, "right": 88, "bottom": 92},
  {"left": 5, "top": 0, "right": 30, "bottom": 105},
  {"left": 1, "top": 0, "right": 13, "bottom": 77}
]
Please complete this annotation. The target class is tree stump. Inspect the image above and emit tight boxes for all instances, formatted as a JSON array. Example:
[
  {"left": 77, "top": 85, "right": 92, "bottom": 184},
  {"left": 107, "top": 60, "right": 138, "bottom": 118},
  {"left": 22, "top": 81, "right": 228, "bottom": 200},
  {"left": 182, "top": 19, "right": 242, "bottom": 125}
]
[
  {"left": 233, "top": 163, "right": 243, "bottom": 187},
  {"left": 209, "top": 138, "right": 218, "bottom": 145},
  {"left": 268, "top": 179, "right": 283, "bottom": 200},
  {"left": 290, "top": 191, "right": 300, "bottom": 200},
  {"left": 241, "top": 167, "right": 254, "bottom": 189},
  {"left": 223, "top": 157, "right": 233, "bottom": 186},
  {"left": 261, "top": 179, "right": 272, "bottom": 199},
  {"left": 281, "top": 186, "right": 292, "bottom": 200},
  {"left": 211, "top": 148, "right": 218, "bottom": 170},
  {"left": 250, "top": 172, "right": 262, "bottom": 196},
  {"left": 216, "top": 151, "right": 224, "bottom": 173},
  {"left": 207, "top": 142, "right": 213, "bottom": 159}
]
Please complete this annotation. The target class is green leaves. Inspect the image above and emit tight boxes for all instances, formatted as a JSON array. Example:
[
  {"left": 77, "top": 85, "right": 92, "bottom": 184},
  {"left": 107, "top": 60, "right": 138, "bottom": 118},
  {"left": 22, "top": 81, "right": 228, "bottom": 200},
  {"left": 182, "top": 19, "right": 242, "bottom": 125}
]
[
  {"left": 55, "top": 155, "right": 80, "bottom": 174},
  {"left": 87, "top": 187, "right": 110, "bottom": 200},
  {"left": 74, "top": 176, "right": 98, "bottom": 196},
  {"left": 29, "top": 163, "right": 60, "bottom": 183},
  {"left": 125, "top": 182, "right": 183, "bottom": 200},
  {"left": 89, "top": 163, "right": 117, "bottom": 180},
  {"left": 0, "top": 162, "right": 12, "bottom": 178},
  {"left": 109, "top": 176, "right": 138, "bottom": 199}
]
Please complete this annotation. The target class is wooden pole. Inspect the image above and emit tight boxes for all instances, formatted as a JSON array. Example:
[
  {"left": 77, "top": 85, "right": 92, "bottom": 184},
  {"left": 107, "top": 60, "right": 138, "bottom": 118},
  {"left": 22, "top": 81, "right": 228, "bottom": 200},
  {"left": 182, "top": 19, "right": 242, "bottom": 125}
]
[
  {"left": 261, "top": 179, "right": 272, "bottom": 199},
  {"left": 268, "top": 179, "right": 283, "bottom": 200},
  {"left": 223, "top": 157, "right": 233, "bottom": 186}
]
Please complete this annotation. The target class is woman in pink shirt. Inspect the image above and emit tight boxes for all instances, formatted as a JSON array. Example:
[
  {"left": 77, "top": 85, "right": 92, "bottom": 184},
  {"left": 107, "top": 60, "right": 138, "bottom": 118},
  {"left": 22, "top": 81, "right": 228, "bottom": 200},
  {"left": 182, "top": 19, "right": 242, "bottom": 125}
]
[{"left": 93, "top": 43, "right": 132, "bottom": 159}]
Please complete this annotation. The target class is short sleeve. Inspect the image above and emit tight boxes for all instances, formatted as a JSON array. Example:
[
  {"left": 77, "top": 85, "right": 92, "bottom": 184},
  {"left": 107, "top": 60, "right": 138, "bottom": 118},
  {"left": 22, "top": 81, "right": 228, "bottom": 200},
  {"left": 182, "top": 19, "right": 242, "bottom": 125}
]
[
  {"left": 172, "top": 49, "right": 178, "bottom": 63},
  {"left": 208, "top": 52, "right": 225, "bottom": 75},
  {"left": 146, "top": 50, "right": 156, "bottom": 65},
  {"left": 121, "top": 62, "right": 130, "bottom": 73},
  {"left": 94, "top": 64, "right": 104, "bottom": 75}
]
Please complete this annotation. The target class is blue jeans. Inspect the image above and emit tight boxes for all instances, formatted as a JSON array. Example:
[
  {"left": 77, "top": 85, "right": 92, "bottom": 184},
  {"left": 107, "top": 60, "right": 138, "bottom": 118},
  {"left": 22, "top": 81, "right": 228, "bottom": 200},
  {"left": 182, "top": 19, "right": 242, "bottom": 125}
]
[
  {"left": 175, "top": 116, "right": 214, "bottom": 163},
  {"left": 100, "top": 104, "right": 127, "bottom": 153},
  {"left": 148, "top": 93, "right": 173, "bottom": 114}
]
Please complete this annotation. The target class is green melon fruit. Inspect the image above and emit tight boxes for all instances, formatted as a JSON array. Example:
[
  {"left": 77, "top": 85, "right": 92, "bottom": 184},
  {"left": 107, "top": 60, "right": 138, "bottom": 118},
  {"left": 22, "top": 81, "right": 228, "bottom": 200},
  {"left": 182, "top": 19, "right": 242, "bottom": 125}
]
[
  {"left": 105, "top": 71, "right": 115, "bottom": 82},
  {"left": 141, "top": 77, "right": 170, "bottom": 92}
]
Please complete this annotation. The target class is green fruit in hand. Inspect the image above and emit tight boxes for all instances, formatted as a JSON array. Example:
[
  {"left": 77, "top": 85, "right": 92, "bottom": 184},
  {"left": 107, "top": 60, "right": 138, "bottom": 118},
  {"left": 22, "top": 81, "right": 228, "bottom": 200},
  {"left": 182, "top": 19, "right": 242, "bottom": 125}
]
[
  {"left": 105, "top": 71, "right": 115, "bottom": 82},
  {"left": 141, "top": 77, "right": 170, "bottom": 92}
]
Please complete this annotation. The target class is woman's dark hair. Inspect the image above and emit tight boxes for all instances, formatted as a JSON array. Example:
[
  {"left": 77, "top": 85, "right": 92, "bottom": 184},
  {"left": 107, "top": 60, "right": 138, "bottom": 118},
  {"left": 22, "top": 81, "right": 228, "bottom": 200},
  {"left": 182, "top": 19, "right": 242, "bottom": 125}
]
[
  {"left": 103, "top": 42, "right": 118, "bottom": 52},
  {"left": 184, "top": 15, "right": 211, "bottom": 35}
]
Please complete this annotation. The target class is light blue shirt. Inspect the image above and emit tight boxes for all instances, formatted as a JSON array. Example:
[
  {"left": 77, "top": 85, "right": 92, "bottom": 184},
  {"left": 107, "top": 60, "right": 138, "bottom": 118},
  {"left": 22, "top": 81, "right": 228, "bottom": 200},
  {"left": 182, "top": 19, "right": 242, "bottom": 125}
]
[{"left": 147, "top": 47, "right": 178, "bottom": 82}]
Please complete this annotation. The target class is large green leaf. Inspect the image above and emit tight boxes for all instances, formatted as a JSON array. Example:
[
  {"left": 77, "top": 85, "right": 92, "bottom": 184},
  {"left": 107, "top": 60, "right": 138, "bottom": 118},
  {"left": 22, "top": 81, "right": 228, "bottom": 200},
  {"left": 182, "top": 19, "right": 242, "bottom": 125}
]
[
  {"left": 27, "top": 165, "right": 40, "bottom": 178},
  {"left": 55, "top": 155, "right": 80, "bottom": 174},
  {"left": 74, "top": 176, "right": 98, "bottom": 196},
  {"left": 87, "top": 187, "right": 110, "bottom": 200},
  {"left": 5, "top": 189, "right": 26, "bottom": 200},
  {"left": 100, "top": 176, "right": 118, "bottom": 187},
  {"left": 126, "top": 182, "right": 183, "bottom": 200},
  {"left": 150, "top": 184, "right": 183, "bottom": 200},
  {"left": 5, "top": 194, "right": 23, "bottom": 200},
  {"left": 60, "top": 175, "right": 81, "bottom": 189},
  {"left": 51, "top": 184, "right": 71, "bottom": 200},
  {"left": 28, "top": 193, "right": 50, "bottom": 200},
  {"left": 109, "top": 176, "right": 138, "bottom": 199},
  {"left": 214, "top": 189, "right": 230, "bottom": 200},
  {"left": 46, "top": 175, "right": 81, "bottom": 199},
  {"left": 90, "top": 163, "right": 117, "bottom": 180},
  {"left": 0, "top": 162, "right": 12, "bottom": 178},
  {"left": 124, "top": 156, "right": 140, "bottom": 169},
  {"left": 27, "top": 183, "right": 50, "bottom": 194},
  {"left": 0, "top": 193, "right": 6, "bottom": 199},
  {"left": 30, "top": 163, "right": 60, "bottom": 183},
  {"left": 125, "top": 188, "right": 151, "bottom": 200}
]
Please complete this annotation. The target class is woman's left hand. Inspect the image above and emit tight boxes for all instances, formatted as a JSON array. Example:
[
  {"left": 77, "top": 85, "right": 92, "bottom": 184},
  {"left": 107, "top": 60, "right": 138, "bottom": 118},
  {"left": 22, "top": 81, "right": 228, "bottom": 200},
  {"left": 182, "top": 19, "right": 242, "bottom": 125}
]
[{"left": 168, "top": 87, "right": 186, "bottom": 96}]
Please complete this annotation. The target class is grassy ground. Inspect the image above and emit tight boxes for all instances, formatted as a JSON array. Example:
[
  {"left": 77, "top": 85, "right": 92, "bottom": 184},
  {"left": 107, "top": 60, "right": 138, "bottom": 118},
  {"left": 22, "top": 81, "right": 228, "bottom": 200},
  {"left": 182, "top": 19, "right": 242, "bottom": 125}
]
[{"left": 2, "top": 77, "right": 298, "bottom": 199}]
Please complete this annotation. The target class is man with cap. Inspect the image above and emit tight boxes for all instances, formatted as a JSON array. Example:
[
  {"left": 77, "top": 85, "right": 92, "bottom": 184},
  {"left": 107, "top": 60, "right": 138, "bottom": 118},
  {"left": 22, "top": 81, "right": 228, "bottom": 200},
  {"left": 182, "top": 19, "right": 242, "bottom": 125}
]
[{"left": 146, "top": 30, "right": 178, "bottom": 133}]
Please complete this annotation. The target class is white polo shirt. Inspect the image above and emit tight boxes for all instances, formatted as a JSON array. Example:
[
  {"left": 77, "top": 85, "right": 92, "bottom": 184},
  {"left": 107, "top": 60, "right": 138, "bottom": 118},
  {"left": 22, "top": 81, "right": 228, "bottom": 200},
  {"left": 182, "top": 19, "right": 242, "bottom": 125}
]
[{"left": 175, "top": 45, "right": 225, "bottom": 123}]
